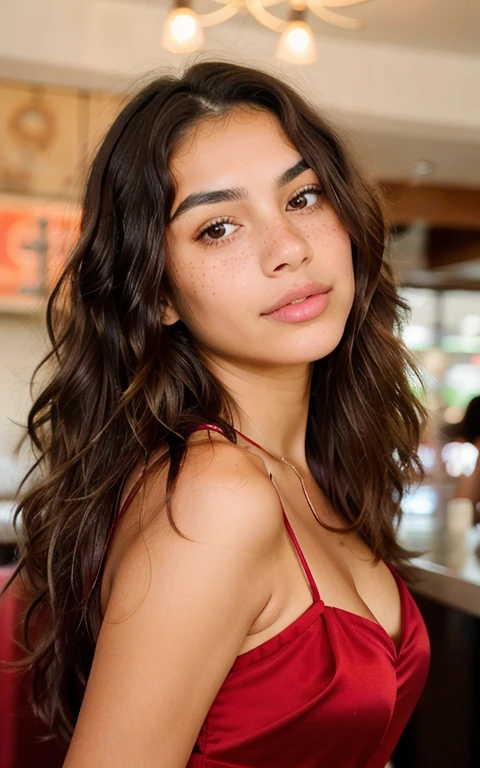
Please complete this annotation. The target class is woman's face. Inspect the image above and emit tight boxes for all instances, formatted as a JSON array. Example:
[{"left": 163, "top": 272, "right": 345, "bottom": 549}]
[{"left": 164, "top": 107, "right": 355, "bottom": 369}]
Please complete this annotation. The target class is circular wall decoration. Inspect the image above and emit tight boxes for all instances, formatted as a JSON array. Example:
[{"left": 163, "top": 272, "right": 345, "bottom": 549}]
[{"left": 9, "top": 95, "right": 56, "bottom": 152}]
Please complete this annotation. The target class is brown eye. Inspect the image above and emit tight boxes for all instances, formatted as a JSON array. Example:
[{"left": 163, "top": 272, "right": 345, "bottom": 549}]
[
  {"left": 205, "top": 223, "right": 227, "bottom": 240},
  {"left": 195, "top": 218, "right": 238, "bottom": 246},
  {"left": 290, "top": 194, "right": 306, "bottom": 208},
  {"left": 288, "top": 186, "right": 323, "bottom": 211}
]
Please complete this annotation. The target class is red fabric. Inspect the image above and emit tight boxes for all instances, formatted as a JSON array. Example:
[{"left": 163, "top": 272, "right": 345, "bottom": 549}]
[
  {"left": 0, "top": 567, "right": 66, "bottom": 768},
  {"left": 113, "top": 424, "right": 431, "bottom": 768},
  {"left": 0, "top": 566, "right": 19, "bottom": 768}
]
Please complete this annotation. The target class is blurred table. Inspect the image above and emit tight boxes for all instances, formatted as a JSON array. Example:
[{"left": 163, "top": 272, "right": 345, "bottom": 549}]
[
  {"left": 393, "top": 484, "right": 480, "bottom": 768},
  {"left": 398, "top": 489, "right": 480, "bottom": 618}
]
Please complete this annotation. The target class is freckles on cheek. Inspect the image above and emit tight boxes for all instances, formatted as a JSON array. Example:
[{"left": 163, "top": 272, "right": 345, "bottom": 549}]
[
  {"left": 309, "top": 221, "right": 351, "bottom": 263},
  {"left": 181, "top": 246, "right": 255, "bottom": 315},
  {"left": 215, "top": 250, "right": 254, "bottom": 293},
  {"left": 185, "top": 259, "right": 200, "bottom": 296}
]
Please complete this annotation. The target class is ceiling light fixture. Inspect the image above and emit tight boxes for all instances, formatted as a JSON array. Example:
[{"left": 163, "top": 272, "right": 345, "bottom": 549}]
[{"left": 161, "top": 0, "right": 372, "bottom": 65}]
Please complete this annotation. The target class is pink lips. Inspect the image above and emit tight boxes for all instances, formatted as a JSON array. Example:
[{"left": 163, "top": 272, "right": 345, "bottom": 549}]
[{"left": 261, "top": 282, "right": 332, "bottom": 323}]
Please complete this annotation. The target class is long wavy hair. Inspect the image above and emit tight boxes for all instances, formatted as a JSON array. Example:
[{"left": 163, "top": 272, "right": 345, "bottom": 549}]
[{"left": 1, "top": 58, "right": 427, "bottom": 744}]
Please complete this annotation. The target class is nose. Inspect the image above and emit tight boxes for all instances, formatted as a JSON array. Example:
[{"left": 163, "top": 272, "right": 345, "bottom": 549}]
[{"left": 261, "top": 216, "right": 313, "bottom": 275}]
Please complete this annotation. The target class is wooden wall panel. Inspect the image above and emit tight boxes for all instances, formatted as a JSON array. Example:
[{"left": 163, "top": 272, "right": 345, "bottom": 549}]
[
  {"left": 382, "top": 182, "right": 480, "bottom": 229},
  {"left": 0, "top": 81, "right": 81, "bottom": 199}
]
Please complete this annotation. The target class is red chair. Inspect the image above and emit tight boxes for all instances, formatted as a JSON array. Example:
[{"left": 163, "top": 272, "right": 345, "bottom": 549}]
[{"left": 0, "top": 566, "right": 66, "bottom": 768}]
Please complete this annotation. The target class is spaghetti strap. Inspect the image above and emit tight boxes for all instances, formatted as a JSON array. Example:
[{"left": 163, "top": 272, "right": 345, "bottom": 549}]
[
  {"left": 117, "top": 478, "right": 144, "bottom": 523},
  {"left": 192, "top": 424, "right": 321, "bottom": 604},
  {"left": 100, "top": 475, "right": 144, "bottom": 567},
  {"left": 192, "top": 423, "right": 226, "bottom": 438},
  {"left": 265, "top": 473, "right": 321, "bottom": 604}
]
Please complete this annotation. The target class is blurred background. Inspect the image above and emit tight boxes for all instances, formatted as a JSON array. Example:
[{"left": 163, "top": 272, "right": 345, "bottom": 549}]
[{"left": 0, "top": 2, "right": 479, "bottom": 767}]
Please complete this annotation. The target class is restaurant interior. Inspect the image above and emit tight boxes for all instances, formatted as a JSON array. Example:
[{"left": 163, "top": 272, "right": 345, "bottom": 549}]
[{"left": 0, "top": 1, "right": 479, "bottom": 767}]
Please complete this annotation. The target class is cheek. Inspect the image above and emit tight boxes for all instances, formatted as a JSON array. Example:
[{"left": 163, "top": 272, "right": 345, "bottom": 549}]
[
  {"left": 170, "top": 250, "right": 257, "bottom": 325},
  {"left": 307, "top": 218, "right": 353, "bottom": 272},
  {"left": 309, "top": 221, "right": 354, "bottom": 311},
  {"left": 198, "top": 246, "right": 259, "bottom": 298}
]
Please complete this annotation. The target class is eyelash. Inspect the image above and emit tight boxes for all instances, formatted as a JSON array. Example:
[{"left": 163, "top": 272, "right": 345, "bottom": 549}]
[{"left": 194, "top": 184, "right": 324, "bottom": 248}]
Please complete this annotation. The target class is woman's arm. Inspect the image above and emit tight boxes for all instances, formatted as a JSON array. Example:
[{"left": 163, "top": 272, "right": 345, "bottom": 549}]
[{"left": 63, "top": 442, "right": 283, "bottom": 767}]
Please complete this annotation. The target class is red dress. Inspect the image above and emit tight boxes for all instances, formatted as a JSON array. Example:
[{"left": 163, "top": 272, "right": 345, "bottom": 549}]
[{"left": 115, "top": 424, "right": 430, "bottom": 768}]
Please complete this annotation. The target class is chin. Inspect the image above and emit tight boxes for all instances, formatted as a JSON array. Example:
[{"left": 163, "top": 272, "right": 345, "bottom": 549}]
[
  {"left": 284, "top": 323, "right": 348, "bottom": 362},
  {"left": 259, "top": 344, "right": 342, "bottom": 368}
]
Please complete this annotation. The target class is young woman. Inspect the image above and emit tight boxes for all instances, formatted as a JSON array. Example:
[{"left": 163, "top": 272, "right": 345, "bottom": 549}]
[{"left": 3, "top": 59, "right": 430, "bottom": 767}]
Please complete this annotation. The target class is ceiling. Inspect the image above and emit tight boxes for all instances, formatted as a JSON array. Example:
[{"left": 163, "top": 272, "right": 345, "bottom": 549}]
[
  {"left": 349, "top": 129, "right": 480, "bottom": 187},
  {"left": 292, "top": 0, "right": 480, "bottom": 56},
  {"left": 124, "top": 0, "right": 480, "bottom": 55}
]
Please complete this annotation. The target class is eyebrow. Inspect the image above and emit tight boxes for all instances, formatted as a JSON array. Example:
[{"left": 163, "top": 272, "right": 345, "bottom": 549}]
[{"left": 169, "top": 158, "right": 312, "bottom": 224}]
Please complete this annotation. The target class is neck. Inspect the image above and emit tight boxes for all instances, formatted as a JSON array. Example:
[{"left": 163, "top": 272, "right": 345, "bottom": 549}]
[{"left": 204, "top": 354, "right": 313, "bottom": 468}]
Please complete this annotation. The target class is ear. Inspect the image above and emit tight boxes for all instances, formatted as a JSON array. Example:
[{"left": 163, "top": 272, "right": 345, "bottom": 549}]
[{"left": 160, "top": 298, "right": 181, "bottom": 326}]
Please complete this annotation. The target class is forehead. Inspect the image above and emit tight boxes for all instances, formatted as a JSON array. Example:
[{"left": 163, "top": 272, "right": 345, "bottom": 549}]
[{"left": 169, "top": 108, "right": 298, "bottom": 194}]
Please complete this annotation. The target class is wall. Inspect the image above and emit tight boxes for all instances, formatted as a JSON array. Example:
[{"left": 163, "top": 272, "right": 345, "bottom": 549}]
[{"left": 0, "top": 313, "right": 46, "bottom": 457}]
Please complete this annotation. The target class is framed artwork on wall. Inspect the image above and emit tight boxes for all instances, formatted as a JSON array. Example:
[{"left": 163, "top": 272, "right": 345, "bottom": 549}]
[{"left": 0, "top": 194, "right": 79, "bottom": 313}]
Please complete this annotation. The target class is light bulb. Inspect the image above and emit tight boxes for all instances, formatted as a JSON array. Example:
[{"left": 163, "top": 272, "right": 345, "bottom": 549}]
[
  {"left": 276, "top": 21, "right": 317, "bottom": 65},
  {"left": 161, "top": 8, "right": 204, "bottom": 54}
]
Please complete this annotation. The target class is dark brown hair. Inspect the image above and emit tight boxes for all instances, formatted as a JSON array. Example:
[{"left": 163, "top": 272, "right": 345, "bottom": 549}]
[
  {"left": 1, "top": 57, "right": 427, "bottom": 744},
  {"left": 458, "top": 395, "right": 480, "bottom": 443}
]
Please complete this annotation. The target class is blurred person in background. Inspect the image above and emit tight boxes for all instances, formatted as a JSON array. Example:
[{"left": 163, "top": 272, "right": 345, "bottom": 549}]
[
  {"left": 450, "top": 395, "right": 480, "bottom": 523},
  {"left": 1, "top": 60, "right": 430, "bottom": 768}
]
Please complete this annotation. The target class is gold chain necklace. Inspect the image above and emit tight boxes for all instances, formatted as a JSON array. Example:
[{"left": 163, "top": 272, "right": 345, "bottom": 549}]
[
  {"left": 277, "top": 455, "right": 324, "bottom": 526},
  {"left": 235, "top": 426, "right": 324, "bottom": 526}
]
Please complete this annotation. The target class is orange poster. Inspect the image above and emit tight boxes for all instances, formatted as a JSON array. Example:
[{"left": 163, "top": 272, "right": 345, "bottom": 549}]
[{"left": 0, "top": 197, "right": 79, "bottom": 313}]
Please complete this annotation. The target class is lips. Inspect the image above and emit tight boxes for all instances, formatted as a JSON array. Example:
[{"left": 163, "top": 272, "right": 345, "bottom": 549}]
[{"left": 261, "top": 282, "right": 332, "bottom": 315}]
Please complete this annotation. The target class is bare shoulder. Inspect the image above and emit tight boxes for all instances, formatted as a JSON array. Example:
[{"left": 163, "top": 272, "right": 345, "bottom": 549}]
[
  {"left": 104, "top": 432, "right": 286, "bottom": 626},
  {"left": 163, "top": 430, "right": 285, "bottom": 547},
  {"left": 101, "top": 431, "right": 284, "bottom": 614},
  {"left": 113, "top": 430, "right": 283, "bottom": 563},
  {"left": 65, "top": 433, "right": 284, "bottom": 766}
]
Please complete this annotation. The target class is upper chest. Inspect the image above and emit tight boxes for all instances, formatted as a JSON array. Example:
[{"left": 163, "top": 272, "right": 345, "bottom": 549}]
[{"left": 250, "top": 455, "right": 403, "bottom": 650}]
